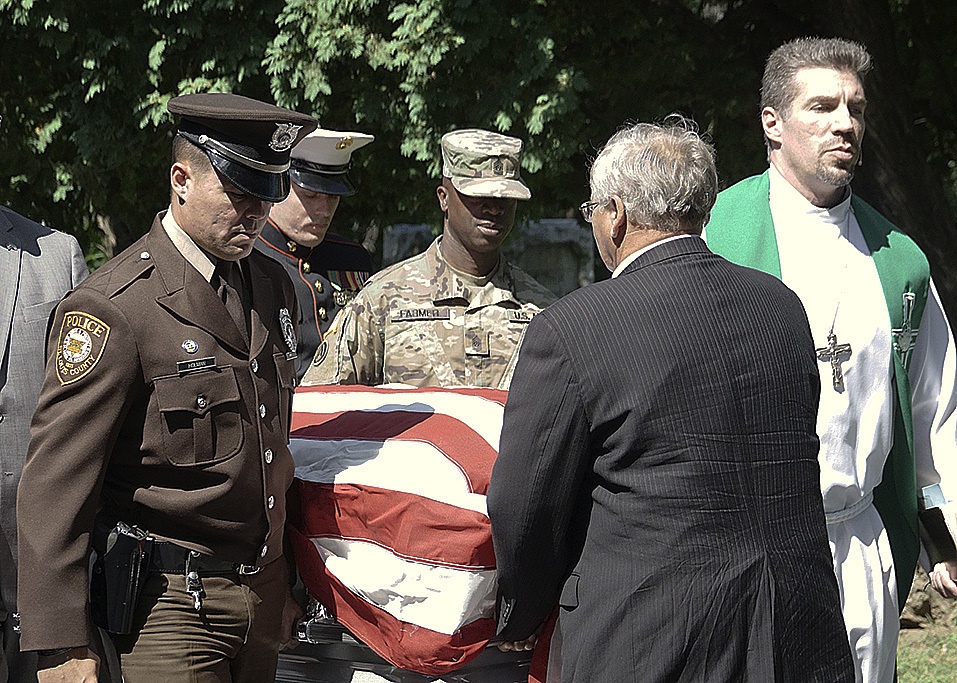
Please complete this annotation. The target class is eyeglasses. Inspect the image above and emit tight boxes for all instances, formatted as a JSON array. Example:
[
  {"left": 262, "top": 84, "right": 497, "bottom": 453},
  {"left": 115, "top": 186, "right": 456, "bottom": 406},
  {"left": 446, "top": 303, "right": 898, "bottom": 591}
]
[{"left": 579, "top": 200, "right": 600, "bottom": 223}]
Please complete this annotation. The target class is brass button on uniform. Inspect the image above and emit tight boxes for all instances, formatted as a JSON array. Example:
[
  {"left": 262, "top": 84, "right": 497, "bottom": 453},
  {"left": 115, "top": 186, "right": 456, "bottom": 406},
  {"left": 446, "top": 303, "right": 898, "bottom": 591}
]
[
  {"left": 259, "top": 404, "right": 266, "bottom": 418},
  {"left": 267, "top": 495, "right": 275, "bottom": 509},
  {"left": 264, "top": 449, "right": 273, "bottom": 464},
  {"left": 302, "top": 262, "right": 311, "bottom": 274},
  {"left": 260, "top": 544, "right": 268, "bottom": 558},
  {"left": 251, "top": 358, "right": 259, "bottom": 373},
  {"left": 314, "top": 281, "right": 323, "bottom": 293},
  {"left": 318, "top": 307, "right": 328, "bottom": 321},
  {"left": 196, "top": 395, "right": 208, "bottom": 410}
]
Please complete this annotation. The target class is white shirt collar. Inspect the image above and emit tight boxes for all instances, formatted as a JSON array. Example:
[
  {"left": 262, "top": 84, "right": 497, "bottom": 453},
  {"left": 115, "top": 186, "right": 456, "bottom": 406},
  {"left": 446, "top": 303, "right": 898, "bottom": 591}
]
[
  {"left": 611, "top": 234, "right": 696, "bottom": 278},
  {"left": 768, "top": 163, "right": 853, "bottom": 228},
  {"left": 162, "top": 209, "right": 217, "bottom": 282}
]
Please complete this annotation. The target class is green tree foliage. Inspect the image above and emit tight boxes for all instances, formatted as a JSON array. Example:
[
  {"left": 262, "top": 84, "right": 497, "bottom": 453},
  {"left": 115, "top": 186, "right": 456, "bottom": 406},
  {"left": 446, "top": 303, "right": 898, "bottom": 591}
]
[
  {"left": 2, "top": 0, "right": 956, "bottom": 312},
  {"left": 0, "top": 0, "right": 283, "bottom": 265}
]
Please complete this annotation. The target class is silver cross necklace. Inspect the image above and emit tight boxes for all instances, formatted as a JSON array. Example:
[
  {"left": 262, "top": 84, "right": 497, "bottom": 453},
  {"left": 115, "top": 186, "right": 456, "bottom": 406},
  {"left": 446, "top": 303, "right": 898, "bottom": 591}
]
[{"left": 814, "top": 208, "right": 854, "bottom": 392}]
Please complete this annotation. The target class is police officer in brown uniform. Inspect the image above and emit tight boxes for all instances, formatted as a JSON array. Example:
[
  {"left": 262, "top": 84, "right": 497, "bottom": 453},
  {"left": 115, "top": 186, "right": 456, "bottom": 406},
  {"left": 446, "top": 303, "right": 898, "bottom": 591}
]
[
  {"left": 255, "top": 129, "right": 375, "bottom": 381},
  {"left": 15, "top": 93, "right": 317, "bottom": 683}
]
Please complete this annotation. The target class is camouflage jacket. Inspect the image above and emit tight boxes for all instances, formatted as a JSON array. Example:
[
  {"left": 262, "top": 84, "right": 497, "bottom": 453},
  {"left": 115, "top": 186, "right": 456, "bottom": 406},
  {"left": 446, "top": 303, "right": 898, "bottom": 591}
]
[{"left": 301, "top": 237, "right": 555, "bottom": 389}]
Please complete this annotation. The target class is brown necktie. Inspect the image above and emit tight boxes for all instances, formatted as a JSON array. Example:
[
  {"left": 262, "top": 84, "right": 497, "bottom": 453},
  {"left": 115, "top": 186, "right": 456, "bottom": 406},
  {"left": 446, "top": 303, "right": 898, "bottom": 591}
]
[{"left": 214, "top": 260, "right": 248, "bottom": 344}]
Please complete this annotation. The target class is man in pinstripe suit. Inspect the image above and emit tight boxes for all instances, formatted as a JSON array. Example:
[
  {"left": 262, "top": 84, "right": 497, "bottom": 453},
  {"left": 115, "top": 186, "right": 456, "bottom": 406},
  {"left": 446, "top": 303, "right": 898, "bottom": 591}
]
[
  {"left": 488, "top": 117, "right": 854, "bottom": 682},
  {"left": 0, "top": 204, "right": 87, "bottom": 682}
]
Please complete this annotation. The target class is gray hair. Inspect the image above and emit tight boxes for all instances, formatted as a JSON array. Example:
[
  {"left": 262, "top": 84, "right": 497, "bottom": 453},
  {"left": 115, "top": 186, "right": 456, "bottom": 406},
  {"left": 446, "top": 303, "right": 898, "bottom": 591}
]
[
  {"left": 762, "top": 37, "right": 872, "bottom": 117},
  {"left": 588, "top": 115, "right": 718, "bottom": 234}
]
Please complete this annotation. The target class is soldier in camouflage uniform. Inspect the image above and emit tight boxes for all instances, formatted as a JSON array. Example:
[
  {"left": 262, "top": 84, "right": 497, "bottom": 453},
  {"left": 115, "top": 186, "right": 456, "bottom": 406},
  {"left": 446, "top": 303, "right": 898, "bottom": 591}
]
[{"left": 302, "top": 128, "right": 555, "bottom": 390}]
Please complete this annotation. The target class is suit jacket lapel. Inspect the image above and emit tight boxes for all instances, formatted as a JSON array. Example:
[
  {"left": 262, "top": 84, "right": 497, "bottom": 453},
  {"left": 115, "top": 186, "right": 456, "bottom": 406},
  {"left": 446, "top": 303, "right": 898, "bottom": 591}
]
[
  {"left": 148, "top": 220, "right": 248, "bottom": 354},
  {"left": 0, "top": 212, "right": 23, "bottom": 364}
]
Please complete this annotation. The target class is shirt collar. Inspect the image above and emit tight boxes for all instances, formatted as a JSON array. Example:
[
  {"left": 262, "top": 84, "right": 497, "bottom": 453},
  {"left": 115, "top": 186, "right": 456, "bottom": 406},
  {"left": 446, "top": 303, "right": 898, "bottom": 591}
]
[
  {"left": 612, "top": 234, "right": 696, "bottom": 277},
  {"left": 162, "top": 208, "right": 216, "bottom": 282},
  {"left": 768, "top": 163, "right": 853, "bottom": 225}
]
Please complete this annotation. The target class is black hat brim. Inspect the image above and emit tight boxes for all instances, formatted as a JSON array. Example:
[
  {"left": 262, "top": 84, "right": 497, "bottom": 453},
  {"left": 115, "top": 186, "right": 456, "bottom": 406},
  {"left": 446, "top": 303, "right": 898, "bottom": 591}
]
[
  {"left": 289, "top": 168, "right": 356, "bottom": 197},
  {"left": 207, "top": 147, "right": 290, "bottom": 203}
]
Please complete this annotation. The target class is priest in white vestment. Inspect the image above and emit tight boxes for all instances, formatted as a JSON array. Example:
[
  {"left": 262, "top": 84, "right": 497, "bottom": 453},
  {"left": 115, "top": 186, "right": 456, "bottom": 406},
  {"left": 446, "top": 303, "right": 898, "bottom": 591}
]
[{"left": 705, "top": 37, "right": 957, "bottom": 683}]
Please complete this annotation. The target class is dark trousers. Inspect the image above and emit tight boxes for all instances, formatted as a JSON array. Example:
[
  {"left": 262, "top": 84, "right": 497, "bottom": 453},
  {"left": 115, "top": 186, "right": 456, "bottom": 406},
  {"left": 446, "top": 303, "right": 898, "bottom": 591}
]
[
  {"left": 0, "top": 614, "right": 36, "bottom": 683},
  {"left": 112, "top": 558, "right": 288, "bottom": 683}
]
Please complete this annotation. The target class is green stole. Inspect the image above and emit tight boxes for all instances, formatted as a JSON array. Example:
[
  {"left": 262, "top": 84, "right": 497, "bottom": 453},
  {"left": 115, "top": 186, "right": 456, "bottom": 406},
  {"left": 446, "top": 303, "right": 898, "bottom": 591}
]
[{"left": 706, "top": 171, "right": 930, "bottom": 611}]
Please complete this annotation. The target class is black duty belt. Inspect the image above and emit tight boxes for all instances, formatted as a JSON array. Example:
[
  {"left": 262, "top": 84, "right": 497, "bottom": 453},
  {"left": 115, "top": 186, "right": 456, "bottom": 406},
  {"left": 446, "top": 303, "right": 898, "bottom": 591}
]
[{"left": 149, "top": 541, "right": 261, "bottom": 576}]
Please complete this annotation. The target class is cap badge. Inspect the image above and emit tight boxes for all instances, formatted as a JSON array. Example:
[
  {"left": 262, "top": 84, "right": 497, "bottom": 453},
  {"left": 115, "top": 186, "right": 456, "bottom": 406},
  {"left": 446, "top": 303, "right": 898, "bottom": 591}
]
[
  {"left": 270, "top": 123, "right": 303, "bottom": 152},
  {"left": 335, "top": 136, "right": 354, "bottom": 150},
  {"left": 493, "top": 158, "right": 504, "bottom": 174},
  {"left": 279, "top": 307, "right": 296, "bottom": 353}
]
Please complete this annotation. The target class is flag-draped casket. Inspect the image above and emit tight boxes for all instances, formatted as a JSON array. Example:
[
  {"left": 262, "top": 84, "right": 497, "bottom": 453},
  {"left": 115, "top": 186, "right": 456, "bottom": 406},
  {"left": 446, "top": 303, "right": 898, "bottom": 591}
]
[{"left": 287, "top": 384, "right": 508, "bottom": 676}]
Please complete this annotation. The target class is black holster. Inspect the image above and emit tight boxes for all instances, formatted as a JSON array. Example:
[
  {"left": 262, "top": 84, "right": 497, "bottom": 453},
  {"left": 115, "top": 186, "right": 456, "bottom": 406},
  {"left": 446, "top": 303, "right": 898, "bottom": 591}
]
[{"left": 90, "top": 517, "right": 153, "bottom": 634}]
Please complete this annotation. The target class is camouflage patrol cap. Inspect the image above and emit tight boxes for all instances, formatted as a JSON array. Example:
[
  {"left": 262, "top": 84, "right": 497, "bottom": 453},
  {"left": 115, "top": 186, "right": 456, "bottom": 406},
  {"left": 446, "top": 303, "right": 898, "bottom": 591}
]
[
  {"left": 168, "top": 93, "right": 318, "bottom": 203},
  {"left": 441, "top": 129, "right": 531, "bottom": 200}
]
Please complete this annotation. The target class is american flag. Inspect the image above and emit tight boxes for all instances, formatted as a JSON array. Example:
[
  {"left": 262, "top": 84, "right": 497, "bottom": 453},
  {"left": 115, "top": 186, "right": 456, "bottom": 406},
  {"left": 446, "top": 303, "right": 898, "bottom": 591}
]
[{"left": 287, "top": 384, "right": 508, "bottom": 676}]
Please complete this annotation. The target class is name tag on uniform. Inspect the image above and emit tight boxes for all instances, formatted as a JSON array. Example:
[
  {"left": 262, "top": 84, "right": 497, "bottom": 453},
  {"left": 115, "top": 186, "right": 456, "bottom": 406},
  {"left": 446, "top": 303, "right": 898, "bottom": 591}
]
[
  {"left": 177, "top": 356, "right": 216, "bottom": 376},
  {"left": 391, "top": 307, "right": 451, "bottom": 322},
  {"left": 508, "top": 310, "right": 535, "bottom": 323}
]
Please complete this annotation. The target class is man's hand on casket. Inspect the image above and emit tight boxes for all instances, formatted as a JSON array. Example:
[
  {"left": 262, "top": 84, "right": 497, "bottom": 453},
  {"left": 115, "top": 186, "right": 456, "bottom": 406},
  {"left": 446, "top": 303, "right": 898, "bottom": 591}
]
[
  {"left": 930, "top": 560, "right": 957, "bottom": 599},
  {"left": 496, "top": 634, "right": 538, "bottom": 652}
]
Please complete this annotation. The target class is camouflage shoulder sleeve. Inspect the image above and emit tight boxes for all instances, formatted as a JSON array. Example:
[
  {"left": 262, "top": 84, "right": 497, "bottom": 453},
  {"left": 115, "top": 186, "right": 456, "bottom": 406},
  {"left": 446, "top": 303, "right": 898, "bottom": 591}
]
[
  {"left": 510, "top": 267, "right": 558, "bottom": 308},
  {"left": 301, "top": 286, "right": 384, "bottom": 386}
]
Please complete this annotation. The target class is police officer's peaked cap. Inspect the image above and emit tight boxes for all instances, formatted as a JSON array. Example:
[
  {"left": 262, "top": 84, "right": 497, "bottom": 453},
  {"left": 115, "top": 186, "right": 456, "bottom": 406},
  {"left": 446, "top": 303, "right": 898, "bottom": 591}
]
[
  {"left": 289, "top": 129, "right": 375, "bottom": 197},
  {"left": 168, "top": 93, "right": 318, "bottom": 203},
  {"left": 441, "top": 128, "right": 531, "bottom": 200}
]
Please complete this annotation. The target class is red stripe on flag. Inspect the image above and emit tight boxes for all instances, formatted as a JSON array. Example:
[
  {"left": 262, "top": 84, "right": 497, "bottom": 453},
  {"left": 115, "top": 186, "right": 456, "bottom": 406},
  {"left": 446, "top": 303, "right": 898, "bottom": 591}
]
[
  {"left": 288, "top": 385, "right": 509, "bottom": 675},
  {"left": 295, "top": 480, "right": 495, "bottom": 568},
  {"left": 288, "top": 522, "right": 496, "bottom": 675},
  {"left": 291, "top": 411, "right": 495, "bottom": 494},
  {"left": 294, "top": 384, "right": 507, "bottom": 406}
]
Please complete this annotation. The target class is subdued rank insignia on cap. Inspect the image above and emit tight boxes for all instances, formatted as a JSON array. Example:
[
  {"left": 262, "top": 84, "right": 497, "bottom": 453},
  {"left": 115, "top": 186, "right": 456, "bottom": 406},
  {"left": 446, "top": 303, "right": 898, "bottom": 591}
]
[
  {"left": 56, "top": 311, "right": 111, "bottom": 386},
  {"left": 279, "top": 307, "right": 296, "bottom": 354},
  {"left": 270, "top": 123, "right": 303, "bottom": 152}
]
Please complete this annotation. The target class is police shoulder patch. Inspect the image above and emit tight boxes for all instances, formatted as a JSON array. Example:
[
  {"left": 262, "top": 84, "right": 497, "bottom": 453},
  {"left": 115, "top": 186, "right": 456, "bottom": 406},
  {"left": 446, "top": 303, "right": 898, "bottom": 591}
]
[{"left": 56, "top": 311, "right": 111, "bottom": 386}]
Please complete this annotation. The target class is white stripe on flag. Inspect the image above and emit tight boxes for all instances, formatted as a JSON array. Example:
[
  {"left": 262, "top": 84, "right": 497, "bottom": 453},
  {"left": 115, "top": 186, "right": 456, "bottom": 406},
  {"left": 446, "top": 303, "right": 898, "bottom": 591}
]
[
  {"left": 314, "top": 537, "right": 497, "bottom": 635},
  {"left": 292, "top": 389, "right": 505, "bottom": 451},
  {"left": 290, "top": 438, "right": 489, "bottom": 515}
]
